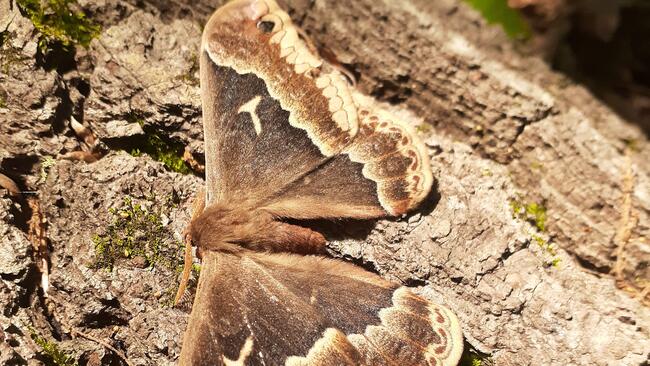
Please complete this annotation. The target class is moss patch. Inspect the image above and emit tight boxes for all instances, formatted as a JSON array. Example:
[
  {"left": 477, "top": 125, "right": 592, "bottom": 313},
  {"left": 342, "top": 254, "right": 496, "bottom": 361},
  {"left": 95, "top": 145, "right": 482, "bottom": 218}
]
[
  {"left": 91, "top": 196, "right": 183, "bottom": 272},
  {"left": 0, "top": 31, "right": 26, "bottom": 74},
  {"left": 532, "top": 233, "right": 560, "bottom": 267},
  {"left": 131, "top": 133, "right": 191, "bottom": 174},
  {"left": 177, "top": 52, "right": 200, "bottom": 87},
  {"left": 0, "top": 30, "right": 7, "bottom": 47},
  {"left": 126, "top": 113, "right": 192, "bottom": 174},
  {"left": 623, "top": 138, "right": 640, "bottom": 153},
  {"left": 459, "top": 342, "right": 492, "bottom": 366},
  {"left": 510, "top": 199, "right": 547, "bottom": 232},
  {"left": 29, "top": 328, "right": 76, "bottom": 366},
  {"left": 38, "top": 156, "right": 57, "bottom": 184},
  {"left": 463, "top": 0, "right": 530, "bottom": 39},
  {"left": 415, "top": 123, "right": 433, "bottom": 134},
  {"left": 16, "top": 0, "right": 100, "bottom": 51},
  {"left": 529, "top": 161, "right": 543, "bottom": 171},
  {"left": 511, "top": 197, "right": 560, "bottom": 267}
]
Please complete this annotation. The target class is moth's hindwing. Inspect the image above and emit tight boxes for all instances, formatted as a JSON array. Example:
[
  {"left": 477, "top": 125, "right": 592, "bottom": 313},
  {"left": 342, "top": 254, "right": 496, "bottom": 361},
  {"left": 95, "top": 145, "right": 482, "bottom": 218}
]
[
  {"left": 179, "top": 252, "right": 463, "bottom": 366},
  {"left": 200, "top": 0, "right": 432, "bottom": 218}
]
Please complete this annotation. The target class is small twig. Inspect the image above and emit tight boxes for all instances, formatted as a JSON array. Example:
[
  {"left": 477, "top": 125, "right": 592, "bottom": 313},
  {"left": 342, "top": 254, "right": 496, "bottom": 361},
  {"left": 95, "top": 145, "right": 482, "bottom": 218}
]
[
  {"left": 27, "top": 197, "right": 50, "bottom": 296},
  {"left": 0, "top": 172, "right": 20, "bottom": 196},
  {"left": 1, "top": 173, "right": 50, "bottom": 295},
  {"left": 47, "top": 295, "right": 134, "bottom": 366},
  {"left": 70, "top": 116, "right": 96, "bottom": 147},
  {"left": 61, "top": 117, "right": 104, "bottom": 163},
  {"left": 71, "top": 329, "right": 133, "bottom": 366},
  {"left": 637, "top": 283, "right": 650, "bottom": 303},
  {"left": 611, "top": 147, "right": 637, "bottom": 279},
  {"left": 182, "top": 148, "right": 205, "bottom": 173},
  {"left": 60, "top": 150, "right": 102, "bottom": 163}
]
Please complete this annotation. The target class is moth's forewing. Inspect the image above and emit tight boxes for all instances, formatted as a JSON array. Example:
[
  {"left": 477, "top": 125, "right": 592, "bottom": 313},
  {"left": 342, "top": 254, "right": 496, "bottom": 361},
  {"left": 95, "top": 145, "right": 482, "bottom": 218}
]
[
  {"left": 200, "top": 0, "right": 356, "bottom": 206},
  {"left": 200, "top": 0, "right": 432, "bottom": 218}
]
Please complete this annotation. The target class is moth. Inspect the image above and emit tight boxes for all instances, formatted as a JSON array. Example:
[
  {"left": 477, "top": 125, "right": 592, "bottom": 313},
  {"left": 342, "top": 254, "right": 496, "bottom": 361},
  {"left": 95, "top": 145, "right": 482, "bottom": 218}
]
[{"left": 178, "top": 0, "right": 463, "bottom": 365}]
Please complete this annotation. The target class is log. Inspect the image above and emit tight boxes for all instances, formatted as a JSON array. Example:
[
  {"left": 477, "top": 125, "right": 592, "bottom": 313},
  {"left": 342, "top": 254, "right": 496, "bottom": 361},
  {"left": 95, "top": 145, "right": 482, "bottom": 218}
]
[{"left": 0, "top": 0, "right": 647, "bottom": 365}]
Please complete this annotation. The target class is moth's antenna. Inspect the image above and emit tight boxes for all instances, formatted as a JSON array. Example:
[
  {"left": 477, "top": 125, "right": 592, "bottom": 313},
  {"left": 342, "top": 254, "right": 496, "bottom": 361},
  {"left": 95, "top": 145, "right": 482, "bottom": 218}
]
[
  {"left": 174, "top": 189, "right": 207, "bottom": 306},
  {"left": 174, "top": 234, "right": 194, "bottom": 306}
]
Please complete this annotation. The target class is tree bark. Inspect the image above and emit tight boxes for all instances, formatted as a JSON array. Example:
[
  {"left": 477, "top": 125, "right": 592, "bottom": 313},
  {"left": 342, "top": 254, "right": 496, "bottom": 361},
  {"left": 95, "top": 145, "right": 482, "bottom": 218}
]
[{"left": 0, "top": 0, "right": 648, "bottom": 365}]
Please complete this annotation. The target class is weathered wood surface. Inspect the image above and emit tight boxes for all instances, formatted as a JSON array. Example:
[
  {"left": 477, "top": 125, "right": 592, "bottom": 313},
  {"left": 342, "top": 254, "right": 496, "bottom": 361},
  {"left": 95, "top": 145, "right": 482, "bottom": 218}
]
[{"left": 1, "top": 0, "right": 648, "bottom": 365}]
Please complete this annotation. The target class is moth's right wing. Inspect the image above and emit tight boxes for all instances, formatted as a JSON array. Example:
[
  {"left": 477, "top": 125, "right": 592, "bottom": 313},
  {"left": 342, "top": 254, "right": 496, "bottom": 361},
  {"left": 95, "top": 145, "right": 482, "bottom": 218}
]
[{"left": 179, "top": 251, "right": 463, "bottom": 366}]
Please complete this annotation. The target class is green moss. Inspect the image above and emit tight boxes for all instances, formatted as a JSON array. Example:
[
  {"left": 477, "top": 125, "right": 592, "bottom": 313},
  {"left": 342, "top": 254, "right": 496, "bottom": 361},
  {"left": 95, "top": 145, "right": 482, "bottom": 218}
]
[
  {"left": 178, "top": 52, "right": 200, "bottom": 86},
  {"left": 509, "top": 200, "right": 523, "bottom": 218},
  {"left": 415, "top": 123, "right": 433, "bottom": 134},
  {"left": 0, "top": 31, "right": 26, "bottom": 74},
  {"left": 463, "top": 0, "right": 530, "bottom": 39},
  {"left": 125, "top": 112, "right": 192, "bottom": 174},
  {"left": 525, "top": 202, "right": 546, "bottom": 231},
  {"left": 172, "top": 257, "right": 202, "bottom": 276},
  {"left": 92, "top": 196, "right": 183, "bottom": 271},
  {"left": 529, "top": 161, "right": 543, "bottom": 170},
  {"left": 624, "top": 139, "right": 640, "bottom": 152},
  {"left": 16, "top": 0, "right": 100, "bottom": 52},
  {"left": 29, "top": 328, "right": 76, "bottom": 366},
  {"left": 481, "top": 168, "right": 493, "bottom": 177},
  {"left": 512, "top": 197, "right": 560, "bottom": 267},
  {"left": 459, "top": 343, "right": 492, "bottom": 366},
  {"left": 510, "top": 199, "right": 546, "bottom": 232},
  {"left": 131, "top": 133, "right": 191, "bottom": 174},
  {"left": 125, "top": 111, "right": 146, "bottom": 127},
  {"left": 0, "top": 30, "right": 7, "bottom": 47},
  {"left": 532, "top": 234, "right": 560, "bottom": 267},
  {"left": 38, "top": 156, "right": 56, "bottom": 184}
]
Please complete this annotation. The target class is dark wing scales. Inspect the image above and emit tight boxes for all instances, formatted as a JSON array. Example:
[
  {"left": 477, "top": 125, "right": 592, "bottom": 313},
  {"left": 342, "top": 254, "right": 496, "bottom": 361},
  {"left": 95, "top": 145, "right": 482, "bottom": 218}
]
[
  {"left": 200, "top": 53, "right": 329, "bottom": 204},
  {"left": 261, "top": 154, "right": 386, "bottom": 219},
  {"left": 262, "top": 101, "right": 433, "bottom": 219},
  {"left": 178, "top": 251, "right": 463, "bottom": 366}
]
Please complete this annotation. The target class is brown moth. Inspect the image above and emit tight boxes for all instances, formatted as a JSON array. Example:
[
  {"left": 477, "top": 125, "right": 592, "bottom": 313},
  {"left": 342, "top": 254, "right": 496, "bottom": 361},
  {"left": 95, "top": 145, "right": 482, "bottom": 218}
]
[{"left": 178, "top": 0, "right": 464, "bottom": 365}]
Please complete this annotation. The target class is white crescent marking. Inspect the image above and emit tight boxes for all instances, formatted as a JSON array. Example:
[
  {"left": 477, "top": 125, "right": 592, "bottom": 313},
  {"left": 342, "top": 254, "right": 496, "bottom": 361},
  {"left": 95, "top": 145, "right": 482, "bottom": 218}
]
[{"left": 238, "top": 96, "right": 263, "bottom": 135}]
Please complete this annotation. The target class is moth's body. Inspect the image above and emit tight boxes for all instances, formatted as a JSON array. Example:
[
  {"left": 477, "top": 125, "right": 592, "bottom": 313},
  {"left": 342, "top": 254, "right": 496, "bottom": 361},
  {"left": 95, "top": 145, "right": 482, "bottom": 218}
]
[
  {"left": 190, "top": 203, "right": 327, "bottom": 254},
  {"left": 178, "top": 0, "right": 463, "bottom": 365}
]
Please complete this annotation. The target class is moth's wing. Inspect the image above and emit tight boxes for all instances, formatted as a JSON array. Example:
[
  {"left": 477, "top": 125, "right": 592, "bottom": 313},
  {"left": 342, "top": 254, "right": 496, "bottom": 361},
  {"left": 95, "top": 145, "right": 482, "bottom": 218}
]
[
  {"left": 178, "top": 251, "right": 463, "bottom": 366},
  {"left": 262, "top": 99, "right": 433, "bottom": 218},
  {"left": 201, "top": 0, "right": 432, "bottom": 217},
  {"left": 200, "top": 0, "right": 358, "bottom": 205}
]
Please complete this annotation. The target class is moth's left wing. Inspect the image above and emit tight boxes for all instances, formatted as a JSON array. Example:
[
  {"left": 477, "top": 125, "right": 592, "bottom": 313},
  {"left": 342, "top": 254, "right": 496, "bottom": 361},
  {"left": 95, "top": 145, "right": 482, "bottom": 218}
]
[
  {"left": 179, "top": 251, "right": 463, "bottom": 366},
  {"left": 201, "top": 0, "right": 358, "bottom": 206},
  {"left": 260, "top": 101, "right": 433, "bottom": 219},
  {"left": 201, "top": 0, "right": 433, "bottom": 219}
]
